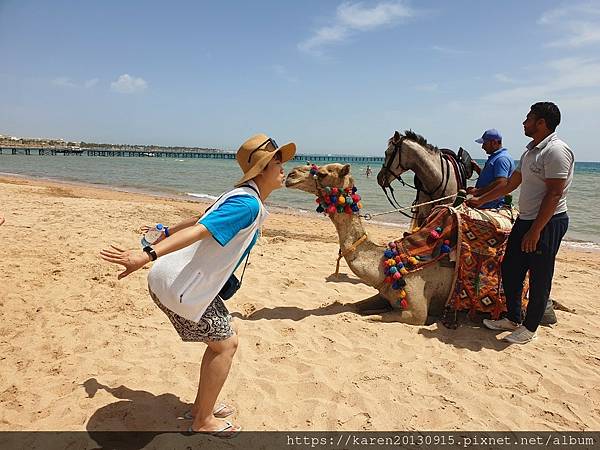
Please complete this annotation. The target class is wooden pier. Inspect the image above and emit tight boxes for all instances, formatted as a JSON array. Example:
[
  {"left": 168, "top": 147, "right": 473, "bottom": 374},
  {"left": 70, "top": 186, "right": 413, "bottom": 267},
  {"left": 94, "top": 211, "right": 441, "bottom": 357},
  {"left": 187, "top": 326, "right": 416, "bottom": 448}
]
[{"left": 0, "top": 146, "right": 384, "bottom": 164}]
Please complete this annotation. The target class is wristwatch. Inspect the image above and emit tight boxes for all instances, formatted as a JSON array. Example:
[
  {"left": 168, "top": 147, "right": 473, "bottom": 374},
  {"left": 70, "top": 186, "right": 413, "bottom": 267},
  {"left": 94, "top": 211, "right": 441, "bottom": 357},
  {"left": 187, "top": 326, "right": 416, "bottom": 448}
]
[{"left": 143, "top": 246, "right": 158, "bottom": 261}]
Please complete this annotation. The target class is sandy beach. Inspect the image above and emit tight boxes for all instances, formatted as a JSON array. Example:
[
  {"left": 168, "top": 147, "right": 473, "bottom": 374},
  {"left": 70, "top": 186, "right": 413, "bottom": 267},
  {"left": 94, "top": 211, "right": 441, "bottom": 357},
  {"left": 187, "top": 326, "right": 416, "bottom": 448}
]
[{"left": 1, "top": 175, "right": 599, "bottom": 432}]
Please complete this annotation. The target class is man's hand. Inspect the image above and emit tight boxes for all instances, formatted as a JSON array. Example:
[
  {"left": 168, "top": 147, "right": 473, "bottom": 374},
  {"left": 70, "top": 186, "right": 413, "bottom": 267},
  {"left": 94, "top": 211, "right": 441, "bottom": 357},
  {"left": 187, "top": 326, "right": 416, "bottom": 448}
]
[
  {"left": 466, "top": 196, "right": 484, "bottom": 208},
  {"left": 521, "top": 228, "right": 541, "bottom": 253},
  {"left": 466, "top": 186, "right": 477, "bottom": 195},
  {"left": 99, "top": 245, "right": 150, "bottom": 279}
]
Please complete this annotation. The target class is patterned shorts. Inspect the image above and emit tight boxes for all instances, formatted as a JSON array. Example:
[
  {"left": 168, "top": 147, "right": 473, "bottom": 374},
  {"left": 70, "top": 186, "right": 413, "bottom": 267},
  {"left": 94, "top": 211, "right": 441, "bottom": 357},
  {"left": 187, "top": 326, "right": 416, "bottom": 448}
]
[{"left": 149, "top": 288, "right": 234, "bottom": 342}]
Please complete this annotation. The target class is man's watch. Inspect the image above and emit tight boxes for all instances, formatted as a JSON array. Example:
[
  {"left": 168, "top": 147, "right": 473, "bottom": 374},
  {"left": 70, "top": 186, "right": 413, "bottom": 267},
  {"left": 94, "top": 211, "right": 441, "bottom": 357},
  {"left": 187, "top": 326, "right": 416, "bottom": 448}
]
[{"left": 143, "top": 246, "right": 158, "bottom": 261}]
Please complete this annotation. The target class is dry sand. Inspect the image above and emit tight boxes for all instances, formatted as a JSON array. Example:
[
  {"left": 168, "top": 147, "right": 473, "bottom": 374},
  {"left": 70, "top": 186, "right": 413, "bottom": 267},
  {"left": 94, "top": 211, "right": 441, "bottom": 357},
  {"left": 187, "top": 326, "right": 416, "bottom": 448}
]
[{"left": 1, "top": 176, "right": 599, "bottom": 432}]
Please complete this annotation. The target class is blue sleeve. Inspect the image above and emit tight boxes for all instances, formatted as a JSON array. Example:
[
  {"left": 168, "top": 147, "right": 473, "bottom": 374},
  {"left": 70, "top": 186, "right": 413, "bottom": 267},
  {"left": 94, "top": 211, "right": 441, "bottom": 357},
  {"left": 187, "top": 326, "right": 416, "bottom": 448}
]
[
  {"left": 493, "top": 156, "right": 514, "bottom": 179},
  {"left": 199, "top": 195, "right": 260, "bottom": 246}
]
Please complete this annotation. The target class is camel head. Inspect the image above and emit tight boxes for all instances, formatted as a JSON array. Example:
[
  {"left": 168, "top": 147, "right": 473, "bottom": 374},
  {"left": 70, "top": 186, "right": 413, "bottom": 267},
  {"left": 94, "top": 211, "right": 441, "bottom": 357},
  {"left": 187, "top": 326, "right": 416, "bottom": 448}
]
[{"left": 285, "top": 163, "right": 355, "bottom": 195}]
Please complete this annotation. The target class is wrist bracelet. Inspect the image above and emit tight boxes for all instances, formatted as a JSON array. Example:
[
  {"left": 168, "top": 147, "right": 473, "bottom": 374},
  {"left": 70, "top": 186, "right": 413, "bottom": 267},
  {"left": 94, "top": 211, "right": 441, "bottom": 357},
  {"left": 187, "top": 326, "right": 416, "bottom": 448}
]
[
  {"left": 143, "top": 246, "right": 158, "bottom": 261},
  {"left": 164, "top": 226, "right": 170, "bottom": 237}
]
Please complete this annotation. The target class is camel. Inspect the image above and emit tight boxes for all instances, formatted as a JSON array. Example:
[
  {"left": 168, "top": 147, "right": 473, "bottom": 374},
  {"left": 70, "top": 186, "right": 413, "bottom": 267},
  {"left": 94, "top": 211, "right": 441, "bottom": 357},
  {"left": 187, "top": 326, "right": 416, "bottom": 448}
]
[
  {"left": 377, "top": 130, "right": 473, "bottom": 228},
  {"left": 286, "top": 162, "right": 455, "bottom": 325}
]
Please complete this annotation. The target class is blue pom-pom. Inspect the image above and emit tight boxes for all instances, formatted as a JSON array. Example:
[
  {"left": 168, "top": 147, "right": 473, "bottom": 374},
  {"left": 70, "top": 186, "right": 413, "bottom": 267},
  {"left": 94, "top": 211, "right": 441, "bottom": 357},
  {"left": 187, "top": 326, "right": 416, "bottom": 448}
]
[
  {"left": 440, "top": 244, "right": 451, "bottom": 253},
  {"left": 435, "top": 226, "right": 443, "bottom": 233},
  {"left": 389, "top": 266, "right": 398, "bottom": 274},
  {"left": 330, "top": 195, "right": 338, "bottom": 204},
  {"left": 392, "top": 281, "right": 401, "bottom": 290},
  {"left": 384, "top": 249, "right": 393, "bottom": 258},
  {"left": 351, "top": 204, "right": 359, "bottom": 212}
]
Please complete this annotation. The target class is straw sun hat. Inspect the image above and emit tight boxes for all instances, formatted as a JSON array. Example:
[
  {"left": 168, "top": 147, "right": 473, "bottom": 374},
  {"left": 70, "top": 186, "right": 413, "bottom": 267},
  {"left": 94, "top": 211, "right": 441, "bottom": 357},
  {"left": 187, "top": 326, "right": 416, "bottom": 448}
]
[{"left": 234, "top": 134, "right": 296, "bottom": 187}]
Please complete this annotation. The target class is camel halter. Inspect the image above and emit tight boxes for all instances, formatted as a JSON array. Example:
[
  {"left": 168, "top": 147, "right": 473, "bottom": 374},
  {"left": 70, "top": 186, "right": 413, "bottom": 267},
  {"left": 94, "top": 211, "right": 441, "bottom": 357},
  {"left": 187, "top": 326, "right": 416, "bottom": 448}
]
[{"left": 309, "top": 164, "right": 368, "bottom": 275}]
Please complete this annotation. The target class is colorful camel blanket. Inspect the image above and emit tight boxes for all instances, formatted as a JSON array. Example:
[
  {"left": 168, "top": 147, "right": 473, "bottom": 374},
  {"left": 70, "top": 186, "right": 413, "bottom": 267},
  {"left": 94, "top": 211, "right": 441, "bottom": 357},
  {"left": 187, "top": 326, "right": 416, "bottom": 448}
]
[
  {"left": 447, "top": 207, "right": 521, "bottom": 322},
  {"left": 383, "top": 205, "right": 527, "bottom": 323}
]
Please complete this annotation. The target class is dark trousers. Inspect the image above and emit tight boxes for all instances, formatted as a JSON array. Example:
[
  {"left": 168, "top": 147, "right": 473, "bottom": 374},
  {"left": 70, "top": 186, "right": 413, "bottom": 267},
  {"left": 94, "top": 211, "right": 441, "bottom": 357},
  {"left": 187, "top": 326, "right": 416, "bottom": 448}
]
[{"left": 501, "top": 212, "right": 568, "bottom": 332}]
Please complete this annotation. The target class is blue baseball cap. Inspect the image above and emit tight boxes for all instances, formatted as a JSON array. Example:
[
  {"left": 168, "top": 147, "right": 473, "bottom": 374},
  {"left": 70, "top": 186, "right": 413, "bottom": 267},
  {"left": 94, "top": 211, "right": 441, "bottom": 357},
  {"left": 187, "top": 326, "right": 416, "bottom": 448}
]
[{"left": 475, "top": 129, "right": 502, "bottom": 143}]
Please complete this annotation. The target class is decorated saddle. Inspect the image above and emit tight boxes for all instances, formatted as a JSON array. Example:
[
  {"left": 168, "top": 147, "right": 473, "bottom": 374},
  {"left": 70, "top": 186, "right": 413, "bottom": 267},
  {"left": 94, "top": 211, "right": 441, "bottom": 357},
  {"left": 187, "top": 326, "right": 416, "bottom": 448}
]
[{"left": 381, "top": 204, "right": 527, "bottom": 326}]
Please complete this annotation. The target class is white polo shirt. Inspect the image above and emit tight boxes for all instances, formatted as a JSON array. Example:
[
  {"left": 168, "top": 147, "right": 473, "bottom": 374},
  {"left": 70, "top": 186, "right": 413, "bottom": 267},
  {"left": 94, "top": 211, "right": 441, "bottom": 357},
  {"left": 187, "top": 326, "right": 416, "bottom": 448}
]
[{"left": 516, "top": 132, "right": 574, "bottom": 220}]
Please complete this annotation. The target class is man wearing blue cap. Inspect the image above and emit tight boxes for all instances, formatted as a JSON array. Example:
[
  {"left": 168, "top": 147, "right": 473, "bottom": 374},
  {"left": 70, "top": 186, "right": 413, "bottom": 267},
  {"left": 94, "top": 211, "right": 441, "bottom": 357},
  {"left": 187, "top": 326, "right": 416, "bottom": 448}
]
[{"left": 467, "top": 129, "right": 515, "bottom": 209}]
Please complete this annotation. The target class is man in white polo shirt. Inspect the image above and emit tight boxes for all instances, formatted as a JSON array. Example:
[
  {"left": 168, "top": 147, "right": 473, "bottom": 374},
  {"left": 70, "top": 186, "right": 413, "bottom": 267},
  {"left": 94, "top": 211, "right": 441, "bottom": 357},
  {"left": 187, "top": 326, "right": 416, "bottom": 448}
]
[{"left": 469, "top": 102, "right": 574, "bottom": 344}]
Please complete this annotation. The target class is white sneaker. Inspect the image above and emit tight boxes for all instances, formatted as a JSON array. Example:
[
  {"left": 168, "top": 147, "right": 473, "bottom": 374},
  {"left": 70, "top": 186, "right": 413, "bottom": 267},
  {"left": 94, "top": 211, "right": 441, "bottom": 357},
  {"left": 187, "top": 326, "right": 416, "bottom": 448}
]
[
  {"left": 483, "top": 317, "right": 519, "bottom": 331},
  {"left": 504, "top": 326, "right": 537, "bottom": 344}
]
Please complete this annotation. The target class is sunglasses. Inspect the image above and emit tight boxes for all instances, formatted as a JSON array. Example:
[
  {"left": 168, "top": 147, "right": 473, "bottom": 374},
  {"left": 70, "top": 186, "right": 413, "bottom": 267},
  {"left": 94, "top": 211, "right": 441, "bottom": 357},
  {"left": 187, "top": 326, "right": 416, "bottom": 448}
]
[{"left": 247, "top": 138, "right": 278, "bottom": 163}]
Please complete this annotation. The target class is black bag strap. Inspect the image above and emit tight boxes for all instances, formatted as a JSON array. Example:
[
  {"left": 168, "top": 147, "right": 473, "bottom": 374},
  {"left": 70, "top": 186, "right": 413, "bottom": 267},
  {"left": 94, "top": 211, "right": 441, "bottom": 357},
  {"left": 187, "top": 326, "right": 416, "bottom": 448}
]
[
  {"left": 224, "top": 183, "right": 261, "bottom": 287},
  {"left": 237, "top": 251, "right": 251, "bottom": 286},
  {"left": 240, "top": 183, "right": 260, "bottom": 197}
]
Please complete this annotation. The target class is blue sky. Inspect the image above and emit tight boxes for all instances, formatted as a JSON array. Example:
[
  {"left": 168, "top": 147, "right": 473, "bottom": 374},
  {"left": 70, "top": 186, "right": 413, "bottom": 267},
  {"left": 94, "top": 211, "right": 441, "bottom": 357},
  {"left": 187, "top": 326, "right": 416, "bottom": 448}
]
[{"left": 0, "top": 0, "right": 598, "bottom": 160}]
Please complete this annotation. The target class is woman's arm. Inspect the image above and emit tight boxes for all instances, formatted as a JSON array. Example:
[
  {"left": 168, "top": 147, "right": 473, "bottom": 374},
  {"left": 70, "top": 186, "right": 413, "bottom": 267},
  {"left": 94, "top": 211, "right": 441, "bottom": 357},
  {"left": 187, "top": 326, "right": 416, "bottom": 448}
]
[
  {"left": 165, "top": 214, "right": 203, "bottom": 235},
  {"left": 140, "top": 213, "right": 203, "bottom": 242},
  {"left": 100, "top": 223, "right": 212, "bottom": 279}
]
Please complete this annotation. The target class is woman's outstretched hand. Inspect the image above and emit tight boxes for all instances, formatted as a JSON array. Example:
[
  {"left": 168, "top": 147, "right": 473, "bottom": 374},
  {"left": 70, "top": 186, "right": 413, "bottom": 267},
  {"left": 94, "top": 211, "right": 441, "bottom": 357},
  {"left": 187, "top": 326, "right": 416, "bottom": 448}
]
[{"left": 100, "top": 245, "right": 149, "bottom": 279}]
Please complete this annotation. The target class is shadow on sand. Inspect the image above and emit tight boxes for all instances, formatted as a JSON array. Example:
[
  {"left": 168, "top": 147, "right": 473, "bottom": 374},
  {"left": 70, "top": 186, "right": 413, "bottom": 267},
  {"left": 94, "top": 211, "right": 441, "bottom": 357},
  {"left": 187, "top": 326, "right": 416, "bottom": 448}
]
[
  {"left": 419, "top": 312, "right": 513, "bottom": 352},
  {"left": 231, "top": 301, "right": 358, "bottom": 321},
  {"left": 234, "top": 295, "right": 515, "bottom": 352},
  {"left": 324, "top": 272, "right": 366, "bottom": 285},
  {"left": 83, "top": 378, "right": 193, "bottom": 449}
]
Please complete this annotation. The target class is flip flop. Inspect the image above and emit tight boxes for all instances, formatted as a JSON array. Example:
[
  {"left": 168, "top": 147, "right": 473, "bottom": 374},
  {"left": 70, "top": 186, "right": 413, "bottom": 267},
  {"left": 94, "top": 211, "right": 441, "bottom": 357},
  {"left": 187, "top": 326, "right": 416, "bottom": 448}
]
[
  {"left": 187, "top": 420, "right": 242, "bottom": 438},
  {"left": 180, "top": 403, "right": 235, "bottom": 420}
]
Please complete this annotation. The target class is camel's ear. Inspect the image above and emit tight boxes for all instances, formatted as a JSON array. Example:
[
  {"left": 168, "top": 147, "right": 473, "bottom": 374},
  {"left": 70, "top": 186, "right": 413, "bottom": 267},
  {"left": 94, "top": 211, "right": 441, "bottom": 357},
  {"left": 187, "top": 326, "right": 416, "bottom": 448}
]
[
  {"left": 340, "top": 164, "right": 351, "bottom": 177},
  {"left": 393, "top": 130, "right": 401, "bottom": 142}
]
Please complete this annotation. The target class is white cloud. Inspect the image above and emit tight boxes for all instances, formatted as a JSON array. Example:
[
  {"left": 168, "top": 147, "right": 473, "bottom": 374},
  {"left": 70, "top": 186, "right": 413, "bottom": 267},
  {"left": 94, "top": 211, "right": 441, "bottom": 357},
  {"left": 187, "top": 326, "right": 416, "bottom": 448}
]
[
  {"left": 414, "top": 83, "right": 438, "bottom": 92},
  {"left": 272, "top": 64, "right": 298, "bottom": 83},
  {"left": 494, "top": 73, "right": 518, "bottom": 84},
  {"left": 299, "top": 1, "right": 413, "bottom": 55},
  {"left": 52, "top": 77, "right": 76, "bottom": 88},
  {"left": 52, "top": 76, "right": 100, "bottom": 89},
  {"left": 539, "top": 3, "right": 600, "bottom": 48},
  {"left": 110, "top": 74, "right": 148, "bottom": 94},
  {"left": 538, "top": 3, "right": 600, "bottom": 25},
  {"left": 84, "top": 78, "right": 99, "bottom": 88},
  {"left": 482, "top": 57, "right": 600, "bottom": 104},
  {"left": 431, "top": 45, "right": 467, "bottom": 55}
]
